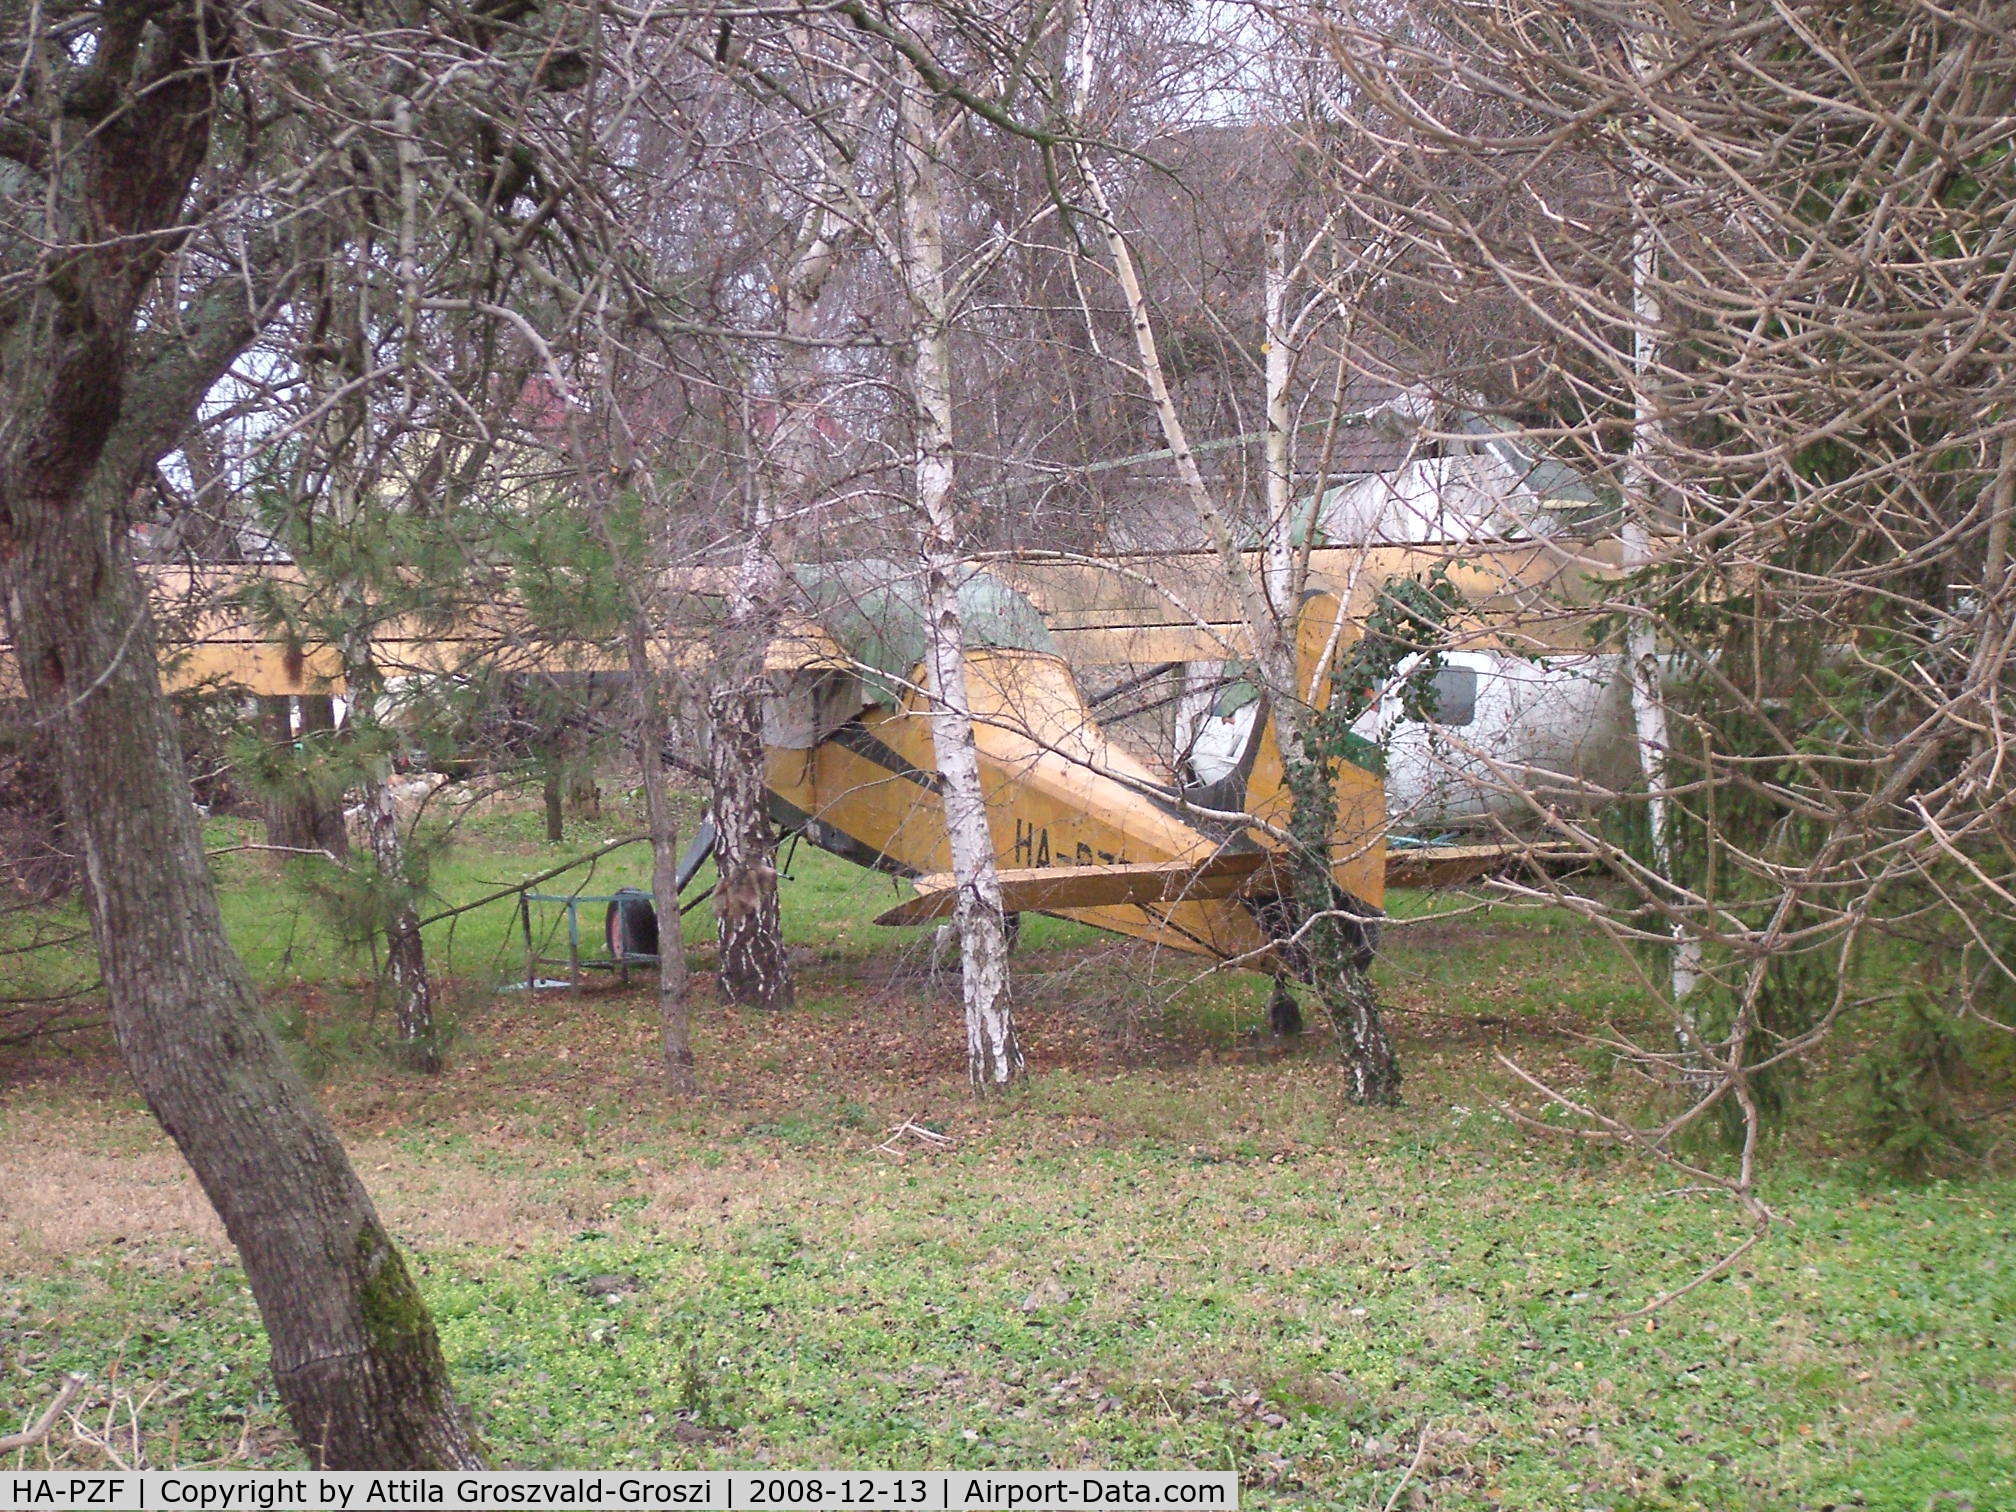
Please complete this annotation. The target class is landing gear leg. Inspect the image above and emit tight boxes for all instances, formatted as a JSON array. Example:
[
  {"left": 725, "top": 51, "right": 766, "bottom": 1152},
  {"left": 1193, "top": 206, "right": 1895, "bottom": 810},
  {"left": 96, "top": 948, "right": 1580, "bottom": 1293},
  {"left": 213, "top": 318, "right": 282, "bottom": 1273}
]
[{"left": 1268, "top": 974, "right": 1304, "bottom": 1037}]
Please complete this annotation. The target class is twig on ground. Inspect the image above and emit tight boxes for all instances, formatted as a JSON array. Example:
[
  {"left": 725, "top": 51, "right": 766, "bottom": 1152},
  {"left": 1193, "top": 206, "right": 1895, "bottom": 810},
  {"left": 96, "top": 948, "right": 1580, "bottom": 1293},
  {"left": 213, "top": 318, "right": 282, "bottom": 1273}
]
[
  {"left": 1610, "top": 1227, "right": 1767, "bottom": 1321},
  {"left": 204, "top": 843, "right": 340, "bottom": 862},
  {"left": 873, "top": 1119, "right": 955, "bottom": 1157},
  {"left": 1, "top": 1374, "right": 86, "bottom": 1454},
  {"left": 1378, "top": 1426, "right": 1433, "bottom": 1512}
]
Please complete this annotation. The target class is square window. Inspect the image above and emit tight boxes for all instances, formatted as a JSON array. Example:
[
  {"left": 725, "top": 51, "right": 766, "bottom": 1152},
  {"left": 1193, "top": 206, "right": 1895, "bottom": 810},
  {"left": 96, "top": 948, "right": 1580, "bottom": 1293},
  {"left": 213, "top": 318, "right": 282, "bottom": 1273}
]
[{"left": 1426, "top": 665, "right": 1477, "bottom": 726}]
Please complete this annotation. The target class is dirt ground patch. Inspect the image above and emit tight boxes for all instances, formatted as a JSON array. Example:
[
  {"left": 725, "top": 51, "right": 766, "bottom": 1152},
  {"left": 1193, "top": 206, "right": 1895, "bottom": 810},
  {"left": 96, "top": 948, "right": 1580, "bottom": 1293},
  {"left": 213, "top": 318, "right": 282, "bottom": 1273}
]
[{"left": 0, "top": 951, "right": 1574, "bottom": 1268}]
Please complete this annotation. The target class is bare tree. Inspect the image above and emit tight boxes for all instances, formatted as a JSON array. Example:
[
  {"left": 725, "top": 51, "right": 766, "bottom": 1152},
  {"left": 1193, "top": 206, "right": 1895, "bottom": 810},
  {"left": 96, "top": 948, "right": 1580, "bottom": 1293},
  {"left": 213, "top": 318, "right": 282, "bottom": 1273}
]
[
  {"left": 700, "top": 143, "right": 849, "bottom": 1017},
  {"left": 896, "top": 6, "right": 1022, "bottom": 1087},
  {"left": 628, "top": 594, "right": 700, "bottom": 1096},
  {"left": 1060, "top": 1, "right": 1403, "bottom": 1099},
  {"left": 0, "top": 2, "right": 490, "bottom": 1464},
  {"left": 1279, "top": 0, "right": 2016, "bottom": 1252}
]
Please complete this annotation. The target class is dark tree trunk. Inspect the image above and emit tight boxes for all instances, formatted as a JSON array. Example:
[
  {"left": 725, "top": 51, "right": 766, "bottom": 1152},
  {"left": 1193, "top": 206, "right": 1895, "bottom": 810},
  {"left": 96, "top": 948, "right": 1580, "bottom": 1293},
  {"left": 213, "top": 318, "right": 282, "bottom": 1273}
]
[
  {"left": 707, "top": 680, "right": 793, "bottom": 1011},
  {"left": 258, "top": 696, "right": 305, "bottom": 846},
  {"left": 1267, "top": 975, "right": 1304, "bottom": 1037},
  {"left": 347, "top": 653, "right": 440, "bottom": 1076},
  {"left": 259, "top": 696, "right": 348, "bottom": 858},
  {"left": 294, "top": 695, "right": 350, "bottom": 859},
  {"left": 543, "top": 769, "right": 565, "bottom": 843},
  {"left": 0, "top": 2, "right": 475, "bottom": 1457},
  {"left": 1, "top": 507, "right": 480, "bottom": 1467}
]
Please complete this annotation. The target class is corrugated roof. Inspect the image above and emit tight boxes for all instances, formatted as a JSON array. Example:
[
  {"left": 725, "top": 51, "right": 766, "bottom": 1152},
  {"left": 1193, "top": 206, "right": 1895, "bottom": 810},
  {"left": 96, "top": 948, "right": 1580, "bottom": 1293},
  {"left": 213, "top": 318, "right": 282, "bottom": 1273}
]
[{"left": 1444, "top": 410, "right": 1606, "bottom": 505}]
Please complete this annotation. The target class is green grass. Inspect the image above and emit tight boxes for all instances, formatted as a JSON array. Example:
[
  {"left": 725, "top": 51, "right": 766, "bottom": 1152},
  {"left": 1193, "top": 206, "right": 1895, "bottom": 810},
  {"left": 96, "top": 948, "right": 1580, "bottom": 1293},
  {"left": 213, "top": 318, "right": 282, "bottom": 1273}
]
[
  {"left": 3, "top": 800, "right": 2012, "bottom": 1508},
  {"left": 207, "top": 796, "right": 1109, "bottom": 988}
]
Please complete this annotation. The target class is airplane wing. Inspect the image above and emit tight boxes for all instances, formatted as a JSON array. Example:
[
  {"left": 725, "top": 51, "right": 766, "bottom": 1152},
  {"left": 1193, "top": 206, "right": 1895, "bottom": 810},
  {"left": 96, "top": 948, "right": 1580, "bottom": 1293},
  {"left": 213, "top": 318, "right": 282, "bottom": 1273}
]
[
  {"left": 873, "top": 850, "right": 1276, "bottom": 927},
  {"left": 1383, "top": 841, "right": 1585, "bottom": 889}
]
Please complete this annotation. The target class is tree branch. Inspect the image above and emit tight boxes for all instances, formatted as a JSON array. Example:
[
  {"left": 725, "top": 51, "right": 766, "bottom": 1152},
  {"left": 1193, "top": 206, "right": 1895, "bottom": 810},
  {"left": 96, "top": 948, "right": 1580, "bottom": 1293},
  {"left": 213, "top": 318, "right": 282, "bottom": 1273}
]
[{"left": 0, "top": 1374, "right": 86, "bottom": 1454}]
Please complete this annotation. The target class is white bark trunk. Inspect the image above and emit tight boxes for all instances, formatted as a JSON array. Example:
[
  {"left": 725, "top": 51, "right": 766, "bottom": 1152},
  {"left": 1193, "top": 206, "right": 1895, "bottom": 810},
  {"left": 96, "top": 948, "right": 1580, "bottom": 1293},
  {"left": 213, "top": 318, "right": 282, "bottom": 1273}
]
[
  {"left": 711, "top": 172, "right": 841, "bottom": 1012},
  {"left": 899, "top": 12, "right": 1020, "bottom": 1089},
  {"left": 1262, "top": 226, "right": 1297, "bottom": 630},
  {"left": 709, "top": 434, "right": 792, "bottom": 1011},
  {"left": 362, "top": 755, "right": 437, "bottom": 1073},
  {"left": 1069, "top": 47, "right": 1296, "bottom": 727},
  {"left": 628, "top": 615, "right": 697, "bottom": 1095},
  {"left": 1070, "top": 12, "right": 1394, "bottom": 1098},
  {"left": 1625, "top": 170, "right": 1704, "bottom": 1011},
  {"left": 342, "top": 634, "right": 438, "bottom": 1073}
]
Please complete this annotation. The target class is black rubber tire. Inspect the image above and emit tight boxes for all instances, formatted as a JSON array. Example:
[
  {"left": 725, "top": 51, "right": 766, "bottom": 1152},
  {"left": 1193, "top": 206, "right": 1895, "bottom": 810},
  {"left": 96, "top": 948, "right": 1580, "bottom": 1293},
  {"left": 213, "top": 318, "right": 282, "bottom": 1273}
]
[
  {"left": 1267, "top": 975, "right": 1305, "bottom": 1037},
  {"left": 606, "top": 888, "right": 659, "bottom": 960}
]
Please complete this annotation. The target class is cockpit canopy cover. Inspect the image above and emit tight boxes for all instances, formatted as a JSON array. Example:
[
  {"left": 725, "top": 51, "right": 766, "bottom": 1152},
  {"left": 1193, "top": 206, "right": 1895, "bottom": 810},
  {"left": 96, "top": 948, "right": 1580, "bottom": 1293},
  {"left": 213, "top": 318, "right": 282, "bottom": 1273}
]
[{"left": 791, "top": 559, "right": 1057, "bottom": 708}]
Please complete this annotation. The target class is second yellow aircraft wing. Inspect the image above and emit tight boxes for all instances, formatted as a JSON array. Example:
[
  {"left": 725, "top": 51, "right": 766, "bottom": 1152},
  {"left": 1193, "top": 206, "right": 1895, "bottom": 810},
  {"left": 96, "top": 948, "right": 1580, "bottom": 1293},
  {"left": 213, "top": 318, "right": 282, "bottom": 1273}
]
[{"left": 874, "top": 850, "right": 1277, "bottom": 927}]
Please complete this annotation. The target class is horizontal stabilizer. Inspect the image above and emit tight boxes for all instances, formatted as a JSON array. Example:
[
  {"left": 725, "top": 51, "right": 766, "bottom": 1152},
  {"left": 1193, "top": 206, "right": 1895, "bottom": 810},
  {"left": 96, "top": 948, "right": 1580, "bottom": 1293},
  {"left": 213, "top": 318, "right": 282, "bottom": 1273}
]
[
  {"left": 1384, "top": 841, "right": 1584, "bottom": 890},
  {"left": 875, "top": 850, "right": 1273, "bottom": 927}
]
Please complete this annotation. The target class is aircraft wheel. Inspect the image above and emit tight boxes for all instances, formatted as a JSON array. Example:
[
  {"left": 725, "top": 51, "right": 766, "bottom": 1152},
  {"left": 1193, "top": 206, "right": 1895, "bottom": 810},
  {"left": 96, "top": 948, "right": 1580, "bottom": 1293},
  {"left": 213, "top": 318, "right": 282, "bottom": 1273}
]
[
  {"left": 1267, "top": 975, "right": 1304, "bottom": 1036},
  {"left": 606, "top": 887, "right": 660, "bottom": 960}
]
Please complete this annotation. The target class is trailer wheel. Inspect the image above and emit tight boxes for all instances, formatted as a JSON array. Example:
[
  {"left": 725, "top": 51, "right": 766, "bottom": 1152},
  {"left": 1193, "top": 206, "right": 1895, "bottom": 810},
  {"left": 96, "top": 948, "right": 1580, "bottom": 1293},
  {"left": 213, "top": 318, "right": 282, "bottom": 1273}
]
[{"left": 606, "top": 887, "right": 659, "bottom": 960}]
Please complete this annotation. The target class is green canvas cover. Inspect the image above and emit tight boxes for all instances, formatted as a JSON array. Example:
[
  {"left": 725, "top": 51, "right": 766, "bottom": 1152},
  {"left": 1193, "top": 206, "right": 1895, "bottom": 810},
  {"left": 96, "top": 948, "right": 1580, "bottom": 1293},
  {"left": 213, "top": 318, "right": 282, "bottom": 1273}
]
[{"left": 792, "top": 559, "right": 1057, "bottom": 708}]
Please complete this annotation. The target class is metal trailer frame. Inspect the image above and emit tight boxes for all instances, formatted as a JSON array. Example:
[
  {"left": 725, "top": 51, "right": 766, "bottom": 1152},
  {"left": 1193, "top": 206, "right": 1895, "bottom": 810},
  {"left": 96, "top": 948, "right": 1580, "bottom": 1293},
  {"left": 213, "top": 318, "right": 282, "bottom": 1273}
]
[
  {"left": 516, "top": 890, "right": 656, "bottom": 993},
  {"left": 515, "top": 825, "right": 721, "bottom": 991}
]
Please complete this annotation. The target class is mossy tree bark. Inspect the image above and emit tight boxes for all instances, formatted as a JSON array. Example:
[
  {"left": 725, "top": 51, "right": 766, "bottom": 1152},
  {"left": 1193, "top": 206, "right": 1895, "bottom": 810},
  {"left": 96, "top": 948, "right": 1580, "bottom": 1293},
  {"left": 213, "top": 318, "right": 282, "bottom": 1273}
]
[
  {"left": 1281, "top": 743, "right": 1400, "bottom": 1104},
  {"left": 0, "top": 1, "right": 476, "bottom": 1466},
  {"left": 1259, "top": 227, "right": 1397, "bottom": 1104}
]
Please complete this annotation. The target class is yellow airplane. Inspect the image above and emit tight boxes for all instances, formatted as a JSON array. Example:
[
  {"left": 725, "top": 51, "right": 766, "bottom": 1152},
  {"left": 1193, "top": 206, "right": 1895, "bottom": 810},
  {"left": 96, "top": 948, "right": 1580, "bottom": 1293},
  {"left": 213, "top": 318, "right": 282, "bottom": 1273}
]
[
  {"left": 4, "top": 544, "right": 1613, "bottom": 972},
  {"left": 751, "top": 548, "right": 1609, "bottom": 969},
  {"left": 764, "top": 571, "right": 1383, "bottom": 971}
]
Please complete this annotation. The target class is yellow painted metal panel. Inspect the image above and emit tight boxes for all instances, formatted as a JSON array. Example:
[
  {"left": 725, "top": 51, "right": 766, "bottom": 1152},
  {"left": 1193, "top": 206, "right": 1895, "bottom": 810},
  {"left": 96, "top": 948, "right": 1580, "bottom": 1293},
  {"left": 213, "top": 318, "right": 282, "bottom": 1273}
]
[
  {"left": 873, "top": 851, "right": 1275, "bottom": 927},
  {"left": 0, "top": 548, "right": 1640, "bottom": 971}
]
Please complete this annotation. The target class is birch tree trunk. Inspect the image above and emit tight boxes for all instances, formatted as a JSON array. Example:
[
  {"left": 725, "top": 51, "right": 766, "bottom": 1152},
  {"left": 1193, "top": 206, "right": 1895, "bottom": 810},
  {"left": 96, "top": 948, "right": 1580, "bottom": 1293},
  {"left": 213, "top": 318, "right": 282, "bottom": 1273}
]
[
  {"left": 707, "top": 668, "right": 788, "bottom": 1011},
  {"left": 1260, "top": 229, "right": 1306, "bottom": 1039},
  {"left": 364, "top": 762, "right": 439, "bottom": 1073},
  {"left": 629, "top": 616, "right": 698, "bottom": 1095},
  {"left": 706, "top": 394, "right": 794, "bottom": 1011},
  {"left": 1263, "top": 229, "right": 1397, "bottom": 1102},
  {"left": 708, "top": 173, "right": 841, "bottom": 1014},
  {"left": 899, "top": 12, "right": 1021, "bottom": 1089},
  {"left": 1070, "top": 41, "right": 1398, "bottom": 1096},
  {"left": 707, "top": 412, "right": 788, "bottom": 1009},
  {"left": 343, "top": 638, "right": 441, "bottom": 1074},
  {"left": 1622, "top": 36, "right": 1704, "bottom": 1019}
]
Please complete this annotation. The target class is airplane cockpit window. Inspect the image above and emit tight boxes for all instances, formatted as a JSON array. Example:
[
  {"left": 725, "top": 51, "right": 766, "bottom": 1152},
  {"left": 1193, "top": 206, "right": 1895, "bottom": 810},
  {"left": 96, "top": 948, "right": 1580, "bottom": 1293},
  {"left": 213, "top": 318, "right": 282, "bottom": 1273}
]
[
  {"left": 763, "top": 670, "right": 863, "bottom": 750},
  {"left": 1172, "top": 663, "right": 1261, "bottom": 787},
  {"left": 1426, "top": 665, "right": 1478, "bottom": 727},
  {"left": 1188, "top": 696, "right": 1261, "bottom": 785}
]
